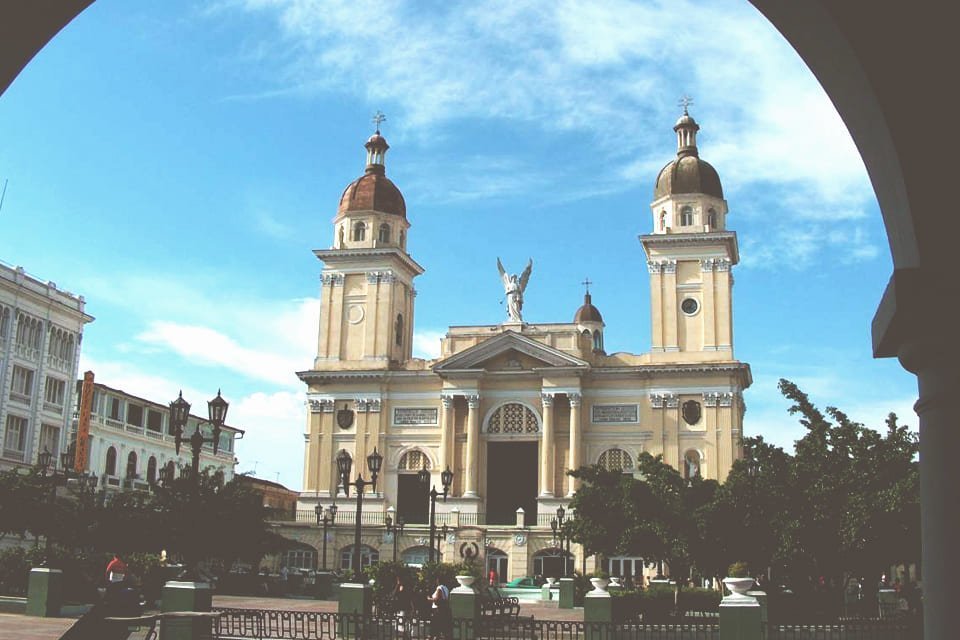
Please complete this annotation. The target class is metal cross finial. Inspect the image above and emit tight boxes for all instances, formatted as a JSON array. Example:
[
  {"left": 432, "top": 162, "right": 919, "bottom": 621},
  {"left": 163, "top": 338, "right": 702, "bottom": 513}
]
[
  {"left": 678, "top": 95, "right": 694, "bottom": 115},
  {"left": 372, "top": 110, "right": 387, "bottom": 133},
  {"left": 581, "top": 278, "right": 592, "bottom": 294}
]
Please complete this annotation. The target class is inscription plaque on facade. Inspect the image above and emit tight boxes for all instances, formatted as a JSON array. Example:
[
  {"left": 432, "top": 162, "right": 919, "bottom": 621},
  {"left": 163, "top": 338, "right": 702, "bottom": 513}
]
[
  {"left": 591, "top": 404, "right": 640, "bottom": 424},
  {"left": 393, "top": 407, "right": 439, "bottom": 426}
]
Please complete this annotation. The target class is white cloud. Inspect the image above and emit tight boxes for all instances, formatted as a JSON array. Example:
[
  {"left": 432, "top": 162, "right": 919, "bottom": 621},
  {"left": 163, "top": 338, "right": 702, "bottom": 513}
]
[
  {"left": 413, "top": 330, "right": 444, "bottom": 359},
  {"left": 224, "top": 0, "right": 879, "bottom": 264},
  {"left": 230, "top": 390, "right": 307, "bottom": 487}
]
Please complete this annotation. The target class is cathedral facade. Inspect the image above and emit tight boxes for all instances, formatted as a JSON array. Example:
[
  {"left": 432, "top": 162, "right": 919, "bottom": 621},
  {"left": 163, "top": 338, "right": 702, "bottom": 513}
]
[{"left": 287, "top": 111, "right": 751, "bottom": 580}]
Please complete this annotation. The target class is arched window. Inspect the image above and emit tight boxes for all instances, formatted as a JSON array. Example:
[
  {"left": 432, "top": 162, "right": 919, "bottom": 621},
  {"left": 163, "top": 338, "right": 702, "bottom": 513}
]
[
  {"left": 126, "top": 451, "right": 138, "bottom": 479},
  {"left": 378, "top": 223, "right": 391, "bottom": 243},
  {"left": 165, "top": 460, "right": 176, "bottom": 482},
  {"left": 401, "top": 546, "right": 432, "bottom": 567},
  {"left": 399, "top": 230, "right": 405, "bottom": 248},
  {"left": 395, "top": 314, "right": 404, "bottom": 347},
  {"left": 486, "top": 403, "right": 539, "bottom": 434},
  {"left": 285, "top": 544, "right": 318, "bottom": 570},
  {"left": 105, "top": 447, "right": 117, "bottom": 476},
  {"left": 487, "top": 548, "right": 508, "bottom": 584},
  {"left": 352, "top": 221, "right": 366, "bottom": 242},
  {"left": 398, "top": 449, "right": 431, "bottom": 471},
  {"left": 340, "top": 544, "right": 379, "bottom": 572},
  {"left": 593, "top": 330, "right": 604, "bottom": 352},
  {"left": 684, "top": 450, "right": 701, "bottom": 479},
  {"left": 598, "top": 448, "right": 634, "bottom": 472},
  {"left": 681, "top": 206, "right": 694, "bottom": 226},
  {"left": 707, "top": 208, "right": 717, "bottom": 228},
  {"left": 147, "top": 456, "right": 158, "bottom": 484},
  {"left": 659, "top": 210, "right": 667, "bottom": 231},
  {"left": 0, "top": 307, "right": 9, "bottom": 341}
]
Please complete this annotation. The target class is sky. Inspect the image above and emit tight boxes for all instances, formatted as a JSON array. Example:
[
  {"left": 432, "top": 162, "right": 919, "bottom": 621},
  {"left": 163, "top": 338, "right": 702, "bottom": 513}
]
[{"left": 0, "top": 0, "right": 917, "bottom": 490}]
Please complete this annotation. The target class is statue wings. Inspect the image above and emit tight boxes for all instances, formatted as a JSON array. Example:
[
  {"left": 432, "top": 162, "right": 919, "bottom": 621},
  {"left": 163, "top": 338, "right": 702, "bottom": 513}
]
[
  {"left": 519, "top": 259, "right": 533, "bottom": 292},
  {"left": 497, "top": 257, "right": 509, "bottom": 287}
]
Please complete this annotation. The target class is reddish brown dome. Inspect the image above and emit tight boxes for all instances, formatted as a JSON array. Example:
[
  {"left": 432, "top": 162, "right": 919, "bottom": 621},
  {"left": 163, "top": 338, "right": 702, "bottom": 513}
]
[
  {"left": 338, "top": 167, "right": 407, "bottom": 218},
  {"left": 574, "top": 293, "right": 604, "bottom": 324}
]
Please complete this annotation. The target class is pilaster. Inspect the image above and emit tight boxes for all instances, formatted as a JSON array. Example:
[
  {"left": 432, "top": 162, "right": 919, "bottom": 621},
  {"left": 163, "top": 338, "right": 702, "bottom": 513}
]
[
  {"left": 464, "top": 395, "right": 480, "bottom": 497},
  {"left": 568, "top": 393, "right": 582, "bottom": 495},
  {"left": 540, "top": 392, "right": 555, "bottom": 497},
  {"left": 439, "top": 395, "right": 455, "bottom": 474}
]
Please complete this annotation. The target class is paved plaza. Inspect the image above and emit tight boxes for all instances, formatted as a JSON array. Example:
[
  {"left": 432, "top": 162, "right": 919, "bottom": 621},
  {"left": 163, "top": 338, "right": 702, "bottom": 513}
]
[{"left": 0, "top": 594, "right": 580, "bottom": 638}]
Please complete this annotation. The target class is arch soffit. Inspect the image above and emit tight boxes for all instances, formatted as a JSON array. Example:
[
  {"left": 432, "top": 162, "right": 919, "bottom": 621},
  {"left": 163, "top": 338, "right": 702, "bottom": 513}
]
[{"left": 481, "top": 400, "right": 543, "bottom": 436}]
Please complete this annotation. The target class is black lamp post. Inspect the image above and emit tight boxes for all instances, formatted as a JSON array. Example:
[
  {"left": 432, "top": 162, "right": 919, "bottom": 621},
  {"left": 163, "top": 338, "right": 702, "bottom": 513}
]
[
  {"left": 552, "top": 505, "right": 568, "bottom": 578},
  {"left": 385, "top": 513, "right": 404, "bottom": 562},
  {"left": 337, "top": 448, "right": 383, "bottom": 581},
  {"left": 437, "top": 523, "right": 449, "bottom": 561},
  {"left": 169, "top": 389, "right": 229, "bottom": 480},
  {"left": 418, "top": 464, "right": 453, "bottom": 563},
  {"left": 35, "top": 443, "right": 98, "bottom": 561},
  {"left": 315, "top": 503, "right": 337, "bottom": 571}
]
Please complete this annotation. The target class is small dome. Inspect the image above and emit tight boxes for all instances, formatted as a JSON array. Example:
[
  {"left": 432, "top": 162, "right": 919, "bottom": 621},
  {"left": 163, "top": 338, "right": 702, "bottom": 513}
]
[
  {"left": 366, "top": 132, "right": 389, "bottom": 152},
  {"left": 574, "top": 293, "right": 604, "bottom": 324},
  {"left": 654, "top": 155, "right": 723, "bottom": 200},
  {"left": 338, "top": 170, "right": 406, "bottom": 218}
]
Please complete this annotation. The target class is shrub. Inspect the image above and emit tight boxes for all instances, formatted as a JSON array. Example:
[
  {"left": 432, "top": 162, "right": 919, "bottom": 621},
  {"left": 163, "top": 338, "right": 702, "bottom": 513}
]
[
  {"left": 727, "top": 561, "right": 749, "bottom": 578},
  {"left": 0, "top": 547, "right": 31, "bottom": 596}
]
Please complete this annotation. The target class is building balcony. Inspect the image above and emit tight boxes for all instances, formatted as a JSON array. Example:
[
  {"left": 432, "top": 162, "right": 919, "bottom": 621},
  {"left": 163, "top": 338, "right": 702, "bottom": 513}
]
[
  {"left": 47, "top": 355, "right": 71, "bottom": 373},
  {"left": 9, "top": 391, "right": 31, "bottom": 406},
  {"left": 43, "top": 401, "right": 64, "bottom": 415},
  {"left": 13, "top": 344, "right": 40, "bottom": 362},
  {"left": 2, "top": 448, "right": 25, "bottom": 462}
]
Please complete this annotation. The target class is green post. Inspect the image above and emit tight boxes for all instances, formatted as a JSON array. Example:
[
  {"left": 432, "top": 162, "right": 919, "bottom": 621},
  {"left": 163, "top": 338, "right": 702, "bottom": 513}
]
[
  {"left": 450, "top": 579, "right": 480, "bottom": 640},
  {"left": 719, "top": 592, "right": 761, "bottom": 640},
  {"left": 559, "top": 577, "right": 575, "bottom": 609},
  {"left": 338, "top": 582, "right": 372, "bottom": 639},
  {"left": 583, "top": 581, "right": 613, "bottom": 640},
  {"left": 159, "top": 581, "right": 213, "bottom": 640},
  {"left": 26, "top": 568, "right": 63, "bottom": 617},
  {"left": 314, "top": 572, "right": 334, "bottom": 599}
]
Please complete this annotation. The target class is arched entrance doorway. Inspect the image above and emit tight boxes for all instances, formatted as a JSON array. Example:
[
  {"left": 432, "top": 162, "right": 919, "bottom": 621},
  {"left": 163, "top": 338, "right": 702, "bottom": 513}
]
[{"left": 484, "top": 402, "right": 540, "bottom": 526}]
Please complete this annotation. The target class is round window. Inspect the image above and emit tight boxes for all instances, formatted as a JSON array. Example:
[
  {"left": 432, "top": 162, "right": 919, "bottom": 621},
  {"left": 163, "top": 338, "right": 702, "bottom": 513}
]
[{"left": 681, "top": 298, "right": 699, "bottom": 315}]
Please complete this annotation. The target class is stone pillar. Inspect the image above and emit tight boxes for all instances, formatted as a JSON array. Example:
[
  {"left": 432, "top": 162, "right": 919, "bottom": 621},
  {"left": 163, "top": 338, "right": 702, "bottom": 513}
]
[
  {"left": 559, "top": 577, "right": 576, "bottom": 609},
  {"left": 540, "top": 393, "right": 555, "bottom": 497},
  {"left": 160, "top": 581, "right": 213, "bottom": 640},
  {"left": 26, "top": 568, "right": 62, "bottom": 617},
  {"left": 583, "top": 581, "right": 612, "bottom": 640},
  {"left": 450, "top": 580, "right": 480, "bottom": 640},
  {"left": 719, "top": 592, "right": 761, "bottom": 640},
  {"left": 464, "top": 395, "right": 480, "bottom": 497},
  {"left": 515, "top": 508, "right": 525, "bottom": 528},
  {"left": 338, "top": 583, "right": 372, "bottom": 639},
  {"left": 439, "top": 395, "right": 454, "bottom": 476},
  {"left": 567, "top": 393, "right": 582, "bottom": 496}
]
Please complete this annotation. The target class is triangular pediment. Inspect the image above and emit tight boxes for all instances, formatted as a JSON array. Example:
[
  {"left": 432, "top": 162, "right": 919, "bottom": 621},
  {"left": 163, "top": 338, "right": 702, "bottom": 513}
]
[{"left": 433, "top": 330, "right": 589, "bottom": 373}]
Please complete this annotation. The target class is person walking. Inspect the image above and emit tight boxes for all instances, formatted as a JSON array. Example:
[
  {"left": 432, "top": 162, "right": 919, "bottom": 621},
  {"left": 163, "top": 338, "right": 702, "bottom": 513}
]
[{"left": 427, "top": 577, "right": 452, "bottom": 640}]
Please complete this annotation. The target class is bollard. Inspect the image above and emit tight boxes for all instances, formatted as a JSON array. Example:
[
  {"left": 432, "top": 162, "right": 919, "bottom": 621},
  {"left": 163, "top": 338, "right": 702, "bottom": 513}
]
[
  {"left": 26, "top": 568, "right": 63, "bottom": 617},
  {"left": 559, "top": 577, "right": 576, "bottom": 609},
  {"left": 583, "top": 578, "right": 612, "bottom": 640},
  {"left": 719, "top": 590, "right": 761, "bottom": 640}
]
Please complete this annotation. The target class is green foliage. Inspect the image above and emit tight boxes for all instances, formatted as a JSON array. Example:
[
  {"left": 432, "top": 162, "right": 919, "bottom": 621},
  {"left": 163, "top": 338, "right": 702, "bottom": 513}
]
[
  {"left": 365, "top": 560, "right": 419, "bottom": 609},
  {"left": 0, "top": 547, "right": 31, "bottom": 596},
  {"left": 417, "top": 561, "right": 459, "bottom": 592},
  {"left": 454, "top": 559, "right": 482, "bottom": 578},
  {"left": 727, "top": 561, "right": 749, "bottom": 578}
]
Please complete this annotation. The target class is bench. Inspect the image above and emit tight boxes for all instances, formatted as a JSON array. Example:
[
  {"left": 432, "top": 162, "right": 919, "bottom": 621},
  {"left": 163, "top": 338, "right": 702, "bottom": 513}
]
[{"left": 480, "top": 596, "right": 536, "bottom": 636}]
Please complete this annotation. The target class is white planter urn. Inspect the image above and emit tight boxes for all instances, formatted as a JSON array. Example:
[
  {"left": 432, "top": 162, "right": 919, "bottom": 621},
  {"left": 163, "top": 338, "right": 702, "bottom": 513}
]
[
  {"left": 722, "top": 577, "right": 755, "bottom": 600},
  {"left": 546, "top": 577, "right": 557, "bottom": 586},
  {"left": 454, "top": 575, "right": 476, "bottom": 591},
  {"left": 589, "top": 577, "right": 609, "bottom": 593},
  {"left": 609, "top": 577, "right": 622, "bottom": 587}
]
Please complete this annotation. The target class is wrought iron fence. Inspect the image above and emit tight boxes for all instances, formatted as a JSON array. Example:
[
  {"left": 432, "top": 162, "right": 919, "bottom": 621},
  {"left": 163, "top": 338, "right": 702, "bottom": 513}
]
[
  {"left": 763, "top": 619, "right": 919, "bottom": 640},
  {"left": 212, "top": 609, "right": 720, "bottom": 640}
]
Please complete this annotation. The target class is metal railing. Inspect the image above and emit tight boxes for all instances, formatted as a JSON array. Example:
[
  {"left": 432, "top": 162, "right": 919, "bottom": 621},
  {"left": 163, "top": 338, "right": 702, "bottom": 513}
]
[{"left": 763, "top": 619, "right": 919, "bottom": 640}]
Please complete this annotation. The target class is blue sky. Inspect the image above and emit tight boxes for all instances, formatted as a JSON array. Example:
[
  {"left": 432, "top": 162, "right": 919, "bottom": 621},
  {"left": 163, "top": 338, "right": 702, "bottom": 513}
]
[{"left": 0, "top": 0, "right": 916, "bottom": 489}]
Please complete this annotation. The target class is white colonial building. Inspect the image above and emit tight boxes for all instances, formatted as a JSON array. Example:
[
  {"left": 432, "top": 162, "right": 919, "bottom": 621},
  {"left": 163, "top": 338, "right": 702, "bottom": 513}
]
[
  {"left": 0, "top": 261, "right": 93, "bottom": 471},
  {"left": 73, "top": 376, "right": 242, "bottom": 491}
]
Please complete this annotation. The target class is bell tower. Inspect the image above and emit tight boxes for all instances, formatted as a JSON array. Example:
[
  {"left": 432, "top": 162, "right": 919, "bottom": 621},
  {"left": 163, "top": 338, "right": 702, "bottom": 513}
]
[
  {"left": 313, "top": 122, "right": 424, "bottom": 369},
  {"left": 640, "top": 106, "right": 739, "bottom": 358}
]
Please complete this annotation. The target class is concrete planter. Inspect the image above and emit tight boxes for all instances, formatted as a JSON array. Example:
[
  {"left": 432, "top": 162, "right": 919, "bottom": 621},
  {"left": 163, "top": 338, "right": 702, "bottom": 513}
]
[
  {"left": 722, "top": 577, "right": 755, "bottom": 600},
  {"left": 589, "top": 577, "right": 609, "bottom": 593}
]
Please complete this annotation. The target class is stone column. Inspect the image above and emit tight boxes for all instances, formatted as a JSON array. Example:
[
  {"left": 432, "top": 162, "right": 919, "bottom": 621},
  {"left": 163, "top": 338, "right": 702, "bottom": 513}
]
[
  {"left": 464, "top": 394, "right": 480, "bottom": 497},
  {"left": 540, "top": 393, "right": 555, "bottom": 497},
  {"left": 899, "top": 344, "right": 958, "bottom": 640},
  {"left": 567, "top": 393, "right": 582, "bottom": 496},
  {"left": 439, "top": 395, "right": 454, "bottom": 476}
]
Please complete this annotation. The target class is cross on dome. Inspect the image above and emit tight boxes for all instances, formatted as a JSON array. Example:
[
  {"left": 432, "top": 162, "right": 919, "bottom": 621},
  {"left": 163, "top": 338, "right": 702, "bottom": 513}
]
[
  {"left": 371, "top": 110, "right": 387, "bottom": 133},
  {"left": 581, "top": 277, "right": 593, "bottom": 294},
  {"left": 678, "top": 94, "right": 694, "bottom": 115}
]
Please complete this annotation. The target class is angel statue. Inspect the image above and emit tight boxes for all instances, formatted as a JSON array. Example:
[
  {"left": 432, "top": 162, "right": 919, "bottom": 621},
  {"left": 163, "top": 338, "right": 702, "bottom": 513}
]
[{"left": 497, "top": 257, "right": 533, "bottom": 323}]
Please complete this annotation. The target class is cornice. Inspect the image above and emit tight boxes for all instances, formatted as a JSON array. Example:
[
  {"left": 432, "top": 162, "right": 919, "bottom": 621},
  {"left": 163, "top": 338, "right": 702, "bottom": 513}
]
[
  {"left": 638, "top": 230, "right": 740, "bottom": 265},
  {"left": 313, "top": 247, "right": 425, "bottom": 276}
]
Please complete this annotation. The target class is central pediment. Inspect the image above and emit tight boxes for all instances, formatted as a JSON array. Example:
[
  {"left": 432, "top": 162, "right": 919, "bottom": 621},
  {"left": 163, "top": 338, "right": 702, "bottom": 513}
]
[{"left": 433, "top": 330, "right": 589, "bottom": 374}]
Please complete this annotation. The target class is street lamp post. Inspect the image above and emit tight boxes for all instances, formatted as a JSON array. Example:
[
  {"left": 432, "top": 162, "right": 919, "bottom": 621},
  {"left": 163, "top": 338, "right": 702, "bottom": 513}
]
[
  {"left": 168, "top": 390, "right": 229, "bottom": 480},
  {"left": 418, "top": 464, "right": 453, "bottom": 563},
  {"left": 337, "top": 448, "right": 383, "bottom": 581},
  {"left": 315, "top": 503, "right": 337, "bottom": 571},
  {"left": 167, "top": 389, "right": 229, "bottom": 580},
  {"left": 552, "top": 505, "right": 568, "bottom": 578},
  {"left": 35, "top": 444, "right": 99, "bottom": 560},
  {"left": 385, "top": 514, "right": 404, "bottom": 562}
]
